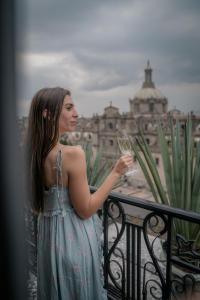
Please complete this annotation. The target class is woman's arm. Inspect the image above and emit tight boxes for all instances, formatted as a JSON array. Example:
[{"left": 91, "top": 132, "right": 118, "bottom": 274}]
[{"left": 65, "top": 146, "right": 133, "bottom": 219}]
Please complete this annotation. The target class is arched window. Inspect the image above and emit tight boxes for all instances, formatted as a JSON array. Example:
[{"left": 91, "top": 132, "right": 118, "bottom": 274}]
[
  {"left": 146, "top": 138, "right": 150, "bottom": 145},
  {"left": 167, "top": 140, "right": 171, "bottom": 146},
  {"left": 196, "top": 125, "right": 200, "bottom": 132},
  {"left": 109, "top": 139, "right": 114, "bottom": 146},
  {"left": 135, "top": 103, "right": 139, "bottom": 113},
  {"left": 181, "top": 124, "right": 185, "bottom": 130},
  {"left": 108, "top": 122, "right": 113, "bottom": 129},
  {"left": 149, "top": 103, "right": 154, "bottom": 113}
]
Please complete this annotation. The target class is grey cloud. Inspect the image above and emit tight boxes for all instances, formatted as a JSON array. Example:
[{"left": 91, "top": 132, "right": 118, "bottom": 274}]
[{"left": 17, "top": 0, "right": 200, "bottom": 115}]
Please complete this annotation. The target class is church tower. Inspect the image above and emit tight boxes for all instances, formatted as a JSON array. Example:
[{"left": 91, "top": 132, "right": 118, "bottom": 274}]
[{"left": 129, "top": 61, "right": 168, "bottom": 115}]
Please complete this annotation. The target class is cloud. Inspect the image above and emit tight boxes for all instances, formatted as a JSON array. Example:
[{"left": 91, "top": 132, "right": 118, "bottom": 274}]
[
  {"left": 17, "top": 98, "right": 31, "bottom": 117},
  {"left": 17, "top": 0, "right": 200, "bottom": 117},
  {"left": 160, "top": 82, "right": 200, "bottom": 113}
]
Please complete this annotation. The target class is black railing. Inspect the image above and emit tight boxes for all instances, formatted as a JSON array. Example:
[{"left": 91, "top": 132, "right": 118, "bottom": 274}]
[
  {"left": 90, "top": 187, "right": 200, "bottom": 300},
  {"left": 26, "top": 188, "right": 200, "bottom": 299}
]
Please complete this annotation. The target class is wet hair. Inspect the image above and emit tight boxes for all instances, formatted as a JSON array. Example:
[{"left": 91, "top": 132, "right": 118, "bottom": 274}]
[{"left": 27, "top": 87, "right": 71, "bottom": 213}]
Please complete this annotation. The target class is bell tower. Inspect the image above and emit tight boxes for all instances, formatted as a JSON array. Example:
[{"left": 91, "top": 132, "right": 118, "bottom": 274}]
[
  {"left": 142, "top": 60, "right": 155, "bottom": 88},
  {"left": 129, "top": 61, "right": 168, "bottom": 115}
]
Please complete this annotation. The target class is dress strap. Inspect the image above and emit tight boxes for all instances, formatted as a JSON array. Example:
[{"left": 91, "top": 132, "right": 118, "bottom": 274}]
[{"left": 55, "top": 150, "right": 64, "bottom": 209}]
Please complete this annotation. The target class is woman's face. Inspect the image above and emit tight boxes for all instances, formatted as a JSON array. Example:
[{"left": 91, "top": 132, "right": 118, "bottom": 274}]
[{"left": 59, "top": 95, "right": 78, "bottom": 133}]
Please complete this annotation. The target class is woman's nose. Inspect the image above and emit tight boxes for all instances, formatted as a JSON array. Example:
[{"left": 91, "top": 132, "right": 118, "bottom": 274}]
[{"left": 73, "top": 107, "right": 78, "bottom": 118}]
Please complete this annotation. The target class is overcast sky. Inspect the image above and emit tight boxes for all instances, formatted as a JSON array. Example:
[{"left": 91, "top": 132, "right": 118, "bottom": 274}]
[{"left": 17, "top": 0, "right": 200, "bottom": 117}]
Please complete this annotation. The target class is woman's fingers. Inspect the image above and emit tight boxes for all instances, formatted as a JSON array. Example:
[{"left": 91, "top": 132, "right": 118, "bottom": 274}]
[
  {"left": 120, "top": 154, "right": 133, "bottom": 167},
  {"left": 113, "top": 154, "right": 134, "bottom": 175}
]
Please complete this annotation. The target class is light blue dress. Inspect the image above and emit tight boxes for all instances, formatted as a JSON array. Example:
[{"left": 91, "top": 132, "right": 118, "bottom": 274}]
[{"left": 37, "top": 150, "right": 107, "bottom": 300}]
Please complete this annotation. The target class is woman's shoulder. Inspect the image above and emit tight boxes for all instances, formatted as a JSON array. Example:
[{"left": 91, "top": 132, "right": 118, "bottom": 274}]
[{"left": 60, "top": 144, "right": 85, "bottom": 160}]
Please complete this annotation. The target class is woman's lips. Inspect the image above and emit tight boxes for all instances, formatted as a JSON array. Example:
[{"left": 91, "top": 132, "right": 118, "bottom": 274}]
[{"left": 70, "top": 121, "right": 77, "bottom": 126}]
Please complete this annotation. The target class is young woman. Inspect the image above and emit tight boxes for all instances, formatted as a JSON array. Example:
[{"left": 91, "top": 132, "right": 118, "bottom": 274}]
[{"left": 27, "top": 87, "right": 133, "bottom": 300}]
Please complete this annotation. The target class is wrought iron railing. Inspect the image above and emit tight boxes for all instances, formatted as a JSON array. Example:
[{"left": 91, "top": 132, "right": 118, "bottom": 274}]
[
  {"left": 26, "top": 188, "right": 200, "bottom": 299},
  {"left": 90, "top": 187, "right": 200, "bottom": 300}
]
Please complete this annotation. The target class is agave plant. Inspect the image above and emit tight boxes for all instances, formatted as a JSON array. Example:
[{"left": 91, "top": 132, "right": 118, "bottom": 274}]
[
  {"left": 130, "top": 116, "right": 200, "bottom": 246},
  {"left": 82, "top": 142, "right": 113, "bottom": 187}
]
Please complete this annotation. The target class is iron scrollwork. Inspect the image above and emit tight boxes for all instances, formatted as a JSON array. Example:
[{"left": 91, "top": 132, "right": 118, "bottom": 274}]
[
  {"left": 143, "top": 262, "right": 163, "bottom": 300},
  {"left": 171, "top": 273, "right": 200, "bottom": 299},
  {"left": 170, "top": 234, "right": 200, "bottom": 298},
  {"left": 104, "top": 198, "right": 126, "bottom": 294},
  {"left": 142, "top": 212, "right": 168, "bottom": 299},
  {"left": 176, "top": 234, "right": 200, "bottom": 263}
]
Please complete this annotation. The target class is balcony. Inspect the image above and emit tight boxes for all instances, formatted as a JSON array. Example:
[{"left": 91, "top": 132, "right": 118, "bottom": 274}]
[{"left": 26, "top": 188, "right": 200, "bottom": 300}]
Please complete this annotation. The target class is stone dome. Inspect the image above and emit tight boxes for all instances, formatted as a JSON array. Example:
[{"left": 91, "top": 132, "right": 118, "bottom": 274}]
[
  {"left": 134, "top": 87, "right": 166, "bottom": 100},
  {"left": 130, "top": 61, "right": 168, "bottom": 115},
  {"left": 134, "top": 61, "right": 166, "bottom": 100}
]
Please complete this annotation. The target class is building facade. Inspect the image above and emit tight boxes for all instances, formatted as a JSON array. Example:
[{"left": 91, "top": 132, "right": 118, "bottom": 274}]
[
  {"left": 63, "top": 62, "right": 200, "bottom": 168},
  {"left": 18, "top": 62, "right": 200, "bottom": 188}
]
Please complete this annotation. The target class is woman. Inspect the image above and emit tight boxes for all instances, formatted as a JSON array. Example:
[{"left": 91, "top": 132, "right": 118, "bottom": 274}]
[{"left": 27, "top": 87, "right": 133, "bottom": 300}]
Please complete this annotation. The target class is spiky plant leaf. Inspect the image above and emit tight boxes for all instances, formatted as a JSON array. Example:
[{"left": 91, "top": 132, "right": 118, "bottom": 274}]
[
  {"left": 130, "top": 137, "right": 161, "bottom": 203},
  {"left": 130, "top": 117, "right": 200, "bottom": 247},
  {"left": 157, "top": 121, "right": 174, "bottom": 206},
  {"left": 135, "top": 134, "right": 168, "bottom": 205},
  {"left": 83, "top": 143, "right": 112, "bottom": 188}
]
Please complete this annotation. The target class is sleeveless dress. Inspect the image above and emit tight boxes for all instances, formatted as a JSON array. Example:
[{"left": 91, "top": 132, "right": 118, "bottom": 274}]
[{"left": 37, "top": 150, "right": 107, "bottom": 300}]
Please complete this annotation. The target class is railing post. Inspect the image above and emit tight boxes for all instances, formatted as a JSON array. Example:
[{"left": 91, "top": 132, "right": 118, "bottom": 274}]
[
  {"left": 132, "top": 226, "right": 136, "bottom": 300},
  {"left": 137, "top": 227, "right": 142, "bottom": 300},
  {"left": 165, "top": 216, "right": 172, "bottom": 299},
  {"left": 103, "top": 200, "right": 109, "bottom": 290},
  {"left": 126, "top": 223, "right": 131, "bottom": 299}
]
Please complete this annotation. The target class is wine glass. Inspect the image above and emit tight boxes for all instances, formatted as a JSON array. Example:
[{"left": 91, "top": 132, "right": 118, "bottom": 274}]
[{"left": 117, "top": 135, "right": 138, "bottom": 176}]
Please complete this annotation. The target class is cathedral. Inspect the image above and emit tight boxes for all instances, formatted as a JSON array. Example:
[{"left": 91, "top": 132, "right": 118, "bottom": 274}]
[{"left": 63, "top": 61, "right": 200, "bottom": 174}]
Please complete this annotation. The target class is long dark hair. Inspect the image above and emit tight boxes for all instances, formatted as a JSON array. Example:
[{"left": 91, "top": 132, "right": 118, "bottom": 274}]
[{"left": 27, "top": 87, "right": 71, "bottom": 213}]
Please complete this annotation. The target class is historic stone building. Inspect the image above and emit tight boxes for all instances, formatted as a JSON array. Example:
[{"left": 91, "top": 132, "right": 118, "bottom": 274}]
[
  {"left": 18, "top": 61, "right": 200, "bottom": 188},
  {"left": 59, "top": 61, "right": 200, "bottom": 188},
  {"left": 64, "top": 61, "right": 199, "bottom": 162}
]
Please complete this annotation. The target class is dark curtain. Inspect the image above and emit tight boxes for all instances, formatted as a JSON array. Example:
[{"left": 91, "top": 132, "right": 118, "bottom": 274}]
[{"left": 0, "top": 0, "right": 27, "bottom": 299}]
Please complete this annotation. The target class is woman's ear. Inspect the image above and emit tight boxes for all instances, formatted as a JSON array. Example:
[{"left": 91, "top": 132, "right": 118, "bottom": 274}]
[{"left": 42, "top": 109, "right": 48, "bottom": 119}]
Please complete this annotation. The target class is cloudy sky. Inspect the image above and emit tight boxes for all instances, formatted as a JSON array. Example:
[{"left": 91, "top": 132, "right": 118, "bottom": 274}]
[{"left": 17, "top": 0, "right": 200, "bottom": 117}]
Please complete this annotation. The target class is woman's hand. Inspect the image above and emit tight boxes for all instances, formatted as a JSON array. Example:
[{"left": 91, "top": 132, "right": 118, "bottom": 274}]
[{"left": 112, "top": 154, "right": 133, "bottom": 176}]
